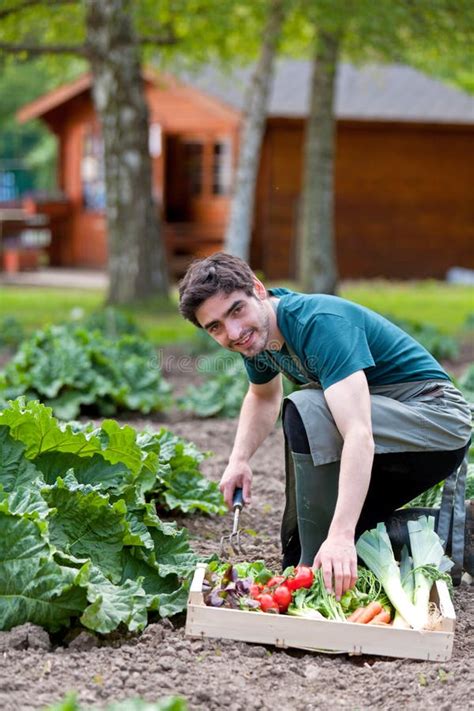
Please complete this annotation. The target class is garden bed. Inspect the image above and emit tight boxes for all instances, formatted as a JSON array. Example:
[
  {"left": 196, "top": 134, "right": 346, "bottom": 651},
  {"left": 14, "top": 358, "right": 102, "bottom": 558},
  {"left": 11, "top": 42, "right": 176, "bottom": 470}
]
[{"left": 0, "top": 415, "right": 472, "bottom": 710}]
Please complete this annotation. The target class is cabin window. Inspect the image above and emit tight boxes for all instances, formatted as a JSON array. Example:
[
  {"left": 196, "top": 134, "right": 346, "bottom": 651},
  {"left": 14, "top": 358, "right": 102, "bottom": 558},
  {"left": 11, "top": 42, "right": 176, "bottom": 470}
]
[
  {"left": 81, "top": 125, "right": 106, "bottom": 211},
  {"left": 212, "top": 139, "right": 232, "bottom": 195},
  {"left": 183, "top": 141, "right": 204, "bottom": 196}
]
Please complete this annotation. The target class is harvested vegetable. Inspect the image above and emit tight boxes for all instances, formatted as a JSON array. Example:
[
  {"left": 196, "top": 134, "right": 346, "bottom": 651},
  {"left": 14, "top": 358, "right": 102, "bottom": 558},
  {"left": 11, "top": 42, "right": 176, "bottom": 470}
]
[
  {"left": 356, "top": 601, "right": 383, "bottom": 624},
  {"left": 356, "top": 522, "right": 422, "bottom": 629},
  {"left": 368, "top": 609, "right": 392, "bottom": 625},
  {"left": 340, "top": 567, "right": 389, "bottom": 617},
  {"left": 392, "top": 545, "right": 414, "bottom": 629},
  {"left": 259, "top": 594, "right": 280, "bottom": 613},
  {"left": 357, "top": 518, "right": 453, "bottom": 630},
  {"left": 286, "top": 565, "right": 314, "bottom": 591},
  {"left": 203, "top": 522, "right": 452, "bottom": 631},
  {"left": 287, "top": 569, "right": 346, "bottom": 622},
  {"left": 273, "top": 585, "right": 292, "bottom": 612},
  {"left": 407, "top": 515, "right": 453, "bottom": 628},
  {"left": 347, "top": 607, "right": 366, "bottom": 623}
]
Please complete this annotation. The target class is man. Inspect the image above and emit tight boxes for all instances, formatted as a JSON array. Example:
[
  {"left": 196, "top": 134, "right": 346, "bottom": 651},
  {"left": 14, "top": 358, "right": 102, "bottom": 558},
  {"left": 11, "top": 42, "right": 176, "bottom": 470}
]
[{"left": 179, "top": 253, "right": 472, "bottom": 599}]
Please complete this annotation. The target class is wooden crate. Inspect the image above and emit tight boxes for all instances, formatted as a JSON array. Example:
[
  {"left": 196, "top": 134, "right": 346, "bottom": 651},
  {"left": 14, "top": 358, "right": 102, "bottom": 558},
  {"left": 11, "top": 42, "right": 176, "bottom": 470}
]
[{"left": 185, "top": 563, "right": 456, "bottom": 661}]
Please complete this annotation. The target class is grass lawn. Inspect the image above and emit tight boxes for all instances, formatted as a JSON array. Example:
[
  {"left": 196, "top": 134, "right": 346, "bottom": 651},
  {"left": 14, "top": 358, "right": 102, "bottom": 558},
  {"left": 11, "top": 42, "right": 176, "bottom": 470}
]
[
  {"left": 0, "top": 286, "right": 196, "bottom": 345},
  {"left": 340, "top": 280, "right": 474, "bottom": 335},
  {"left": 0, "top": 279, "right": 472, "bottom": 345}
]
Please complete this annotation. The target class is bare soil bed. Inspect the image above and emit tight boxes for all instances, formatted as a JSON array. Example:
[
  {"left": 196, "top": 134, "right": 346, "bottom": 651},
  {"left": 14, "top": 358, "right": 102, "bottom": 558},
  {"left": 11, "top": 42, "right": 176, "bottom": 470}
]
[
  {"left": 0, "top": 411, "right": 473, "bottom": 711},
  {"left": 0, "top": 342, "right": 473, "bottom": 711}
]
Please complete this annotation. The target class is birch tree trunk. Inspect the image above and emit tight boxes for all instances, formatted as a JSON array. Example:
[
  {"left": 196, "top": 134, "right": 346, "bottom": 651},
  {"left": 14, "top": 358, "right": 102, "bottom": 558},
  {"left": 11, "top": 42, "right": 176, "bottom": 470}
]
[
  {"left": 224, "top": 0, "right": 285, "bottom": 261},
  {"left": 84, "top": 0, "right": 169, "bottom": 304},
  {"left": 297, "top": 30, "right": 341, "bottom": 294}
]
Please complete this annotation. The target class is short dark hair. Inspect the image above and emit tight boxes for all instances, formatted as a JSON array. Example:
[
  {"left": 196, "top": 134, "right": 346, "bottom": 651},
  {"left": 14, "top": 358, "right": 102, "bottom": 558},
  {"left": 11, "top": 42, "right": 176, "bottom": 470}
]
[{"left": 178, "top": 252, "right": 256, "bottom": 327}]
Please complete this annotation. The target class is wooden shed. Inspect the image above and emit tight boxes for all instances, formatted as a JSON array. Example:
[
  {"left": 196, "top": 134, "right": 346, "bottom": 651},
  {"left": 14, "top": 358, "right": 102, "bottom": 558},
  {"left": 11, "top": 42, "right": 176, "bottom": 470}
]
[{"left": 15, "top": 61, "right": 474, "bottom": 280}]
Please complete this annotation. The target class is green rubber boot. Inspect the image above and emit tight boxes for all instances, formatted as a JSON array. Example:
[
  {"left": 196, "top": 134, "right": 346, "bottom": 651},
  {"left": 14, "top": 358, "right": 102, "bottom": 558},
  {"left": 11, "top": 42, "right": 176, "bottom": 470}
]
[{"left": 292, "top": 451, "right": 340, "bottom": 566}]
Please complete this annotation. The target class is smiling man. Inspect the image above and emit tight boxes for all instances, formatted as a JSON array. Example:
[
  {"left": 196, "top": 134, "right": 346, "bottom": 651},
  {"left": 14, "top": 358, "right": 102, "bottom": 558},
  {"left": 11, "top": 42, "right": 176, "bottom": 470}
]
[{"left": 178, "top": 253, "right": 472, "bottom": 598}]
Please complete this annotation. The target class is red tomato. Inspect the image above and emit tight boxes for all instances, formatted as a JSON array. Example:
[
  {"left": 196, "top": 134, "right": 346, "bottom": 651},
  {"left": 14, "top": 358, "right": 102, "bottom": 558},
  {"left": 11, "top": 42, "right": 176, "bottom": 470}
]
[
  {"left": 259, "top": 594, "right": 279, "bottom": 613},
  {"left": 287, "top": 566, "right": 314, "bottom": 591},
  {"left": 272, "top": 585, "right": 292, "bottom": 612},
  {"left": 250, "top": 583, "right": 262, "bottom": 599},
  {"left": 266, "top": 575, "right": 286, "bottom": 588}
]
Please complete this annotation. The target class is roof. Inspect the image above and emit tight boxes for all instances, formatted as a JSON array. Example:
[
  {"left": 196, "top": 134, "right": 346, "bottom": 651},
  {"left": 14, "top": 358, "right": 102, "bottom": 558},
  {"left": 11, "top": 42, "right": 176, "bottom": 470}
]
[
  {"left": 184, "top": 60, "right": 474, "bottom": 125},
  {"left": 17, "top": 73, "right": 92, "bottom": 123},
  {"left": 18, "top": 60, "right": 474, "bottom": 126},
  {"left": 16, "top": 67, "right": 240, "bottom": 127}
]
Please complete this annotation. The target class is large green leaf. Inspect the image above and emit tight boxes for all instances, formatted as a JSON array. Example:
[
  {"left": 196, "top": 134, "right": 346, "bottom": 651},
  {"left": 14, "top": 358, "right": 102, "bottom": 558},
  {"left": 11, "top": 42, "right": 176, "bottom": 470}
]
[
  {"left": 0, "top": 485, "right": 50, "bottom": 518},
  {"left": 0, "top": 425, "right": 42, "bottom": 490},
  {"left": 77, "top": 563, "right": 148, "bottom": 634},
  {"left": 0, "top": 506, "right": 87, "bottom": 631},
  {"left": 0, "top": 399, "right": 101, "bottom": 459},
  {"left": 121, "top": 548, "right": 180, "bottom": 598},
  {"left": 148, "top": 517, "right": 197, "bottom": 578},
  {"left": 152, "top": 582, "right": 192, "bottom": 619},
  {"left": 35, "top": 451, "right": 133, "bottom": 494},
  {"left": 97, "top": 419, "right": 150, "bottom": 475},
  {"left": 42, "top": 474, "right": 129, "bottom": 583},
  {"left": 161, "top": 468, "right": 226, "bottom": 515}
]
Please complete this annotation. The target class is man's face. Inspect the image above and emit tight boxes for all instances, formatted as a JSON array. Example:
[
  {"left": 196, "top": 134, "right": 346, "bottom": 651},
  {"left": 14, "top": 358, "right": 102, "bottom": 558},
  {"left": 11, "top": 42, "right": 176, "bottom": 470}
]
[{"left": 195, "top": 288, "right": 271, "bottom": 357}]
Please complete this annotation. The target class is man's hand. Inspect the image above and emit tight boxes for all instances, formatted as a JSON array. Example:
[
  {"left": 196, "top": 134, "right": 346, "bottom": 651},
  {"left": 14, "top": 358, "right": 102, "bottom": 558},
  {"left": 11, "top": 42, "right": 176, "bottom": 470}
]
[
  {"left": 219, "top": 459, "right": 253, "bottom": 509},
  {"left": 313, "top": 535, "right": 358, "bottom": 600}
]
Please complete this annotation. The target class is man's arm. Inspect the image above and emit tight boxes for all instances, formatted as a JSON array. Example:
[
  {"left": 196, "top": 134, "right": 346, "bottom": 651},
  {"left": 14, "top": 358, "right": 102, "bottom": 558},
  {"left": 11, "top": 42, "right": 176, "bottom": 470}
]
[
  {"left": 314, "top": 370, "right": 374, "bottom": 599},
  {"left": 220, "top": 374, "right": 283, "bottom": 508}
]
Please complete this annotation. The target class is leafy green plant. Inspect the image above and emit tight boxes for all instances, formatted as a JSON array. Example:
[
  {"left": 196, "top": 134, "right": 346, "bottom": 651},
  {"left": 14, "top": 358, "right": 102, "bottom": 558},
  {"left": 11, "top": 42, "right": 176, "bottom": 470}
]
[
  {"left": 0, "top": 315, "right": 25, "bottom": 350},
  {"left": 0, "top": 324, "right": 171, "bottom": 419},
  {"left": 178, "top": 351, "right": 298, "bottom": 418},
  {"left": 44, "top": 694, "right": 188, "bottom": 711},
  {"left": 178, "top": 354, "right": 248, "bottom": 418},
  {"left": 458, "top": 364, "right": 474, "bottom": 405},
  {"left": 0, "top": 398, "right": 224, "bottom": 634},
  {"left": 405, "top": 453, "right": 473, "bottom": 508},
  {"left": 78, "top": 307, "right": 145, "bottom": 339},
  {"left": 137, "top": 429, "right": 224, "bottom": 515}
]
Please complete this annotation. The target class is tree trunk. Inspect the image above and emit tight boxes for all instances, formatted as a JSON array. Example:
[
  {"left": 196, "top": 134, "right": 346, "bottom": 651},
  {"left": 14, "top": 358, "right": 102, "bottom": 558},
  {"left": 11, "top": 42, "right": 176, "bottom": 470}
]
[
  {"left": 84, "top": 0, "right": 169, "bottom": 304},
  {"left": 297, "top": 30, "right": 341, "bottom": 294},
  {"left": 224, "top": 0, "right": 285, "bottom": 261}
]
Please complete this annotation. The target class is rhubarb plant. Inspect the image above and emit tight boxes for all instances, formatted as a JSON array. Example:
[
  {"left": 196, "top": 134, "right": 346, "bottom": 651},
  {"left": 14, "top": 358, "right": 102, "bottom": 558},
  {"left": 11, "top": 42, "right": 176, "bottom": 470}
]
[{"left": 0, "top": 398, "right": 224, "bottom": 634}]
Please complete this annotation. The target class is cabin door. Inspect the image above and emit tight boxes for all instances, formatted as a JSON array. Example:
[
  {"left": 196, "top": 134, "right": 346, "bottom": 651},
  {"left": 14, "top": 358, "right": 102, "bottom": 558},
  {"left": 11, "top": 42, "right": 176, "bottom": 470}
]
[
  {"left": 164, "top": 135, "right": 206, "bottom": 222},
  {"left": 164, "top": 134, "right": 232, "bottom": 224}
]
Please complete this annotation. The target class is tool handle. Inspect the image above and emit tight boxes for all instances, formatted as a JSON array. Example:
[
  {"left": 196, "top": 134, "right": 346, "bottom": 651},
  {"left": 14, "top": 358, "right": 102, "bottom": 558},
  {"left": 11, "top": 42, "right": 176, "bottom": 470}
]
[{"left": 232, "top": 487, "right": 244, "bottom": 510}]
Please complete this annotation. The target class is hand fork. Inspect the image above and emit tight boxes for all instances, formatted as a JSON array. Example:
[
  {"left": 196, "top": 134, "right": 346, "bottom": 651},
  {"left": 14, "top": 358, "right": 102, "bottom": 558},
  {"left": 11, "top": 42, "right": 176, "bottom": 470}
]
[{"left": 219, "top": 487, "right": 245, "bottom": 558}]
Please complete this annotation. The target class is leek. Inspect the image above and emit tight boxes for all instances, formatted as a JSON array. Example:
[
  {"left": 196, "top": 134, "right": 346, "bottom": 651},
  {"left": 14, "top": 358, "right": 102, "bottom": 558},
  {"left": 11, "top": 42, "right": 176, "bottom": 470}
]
[
  {"left": 392, "top": 545, "right": 413, "bottom": 629},
  {"left": 356, "top": 523, "right": 422, "bottom": 629},
  {"left": 407, "top": 515, "right": 453, "bottom": 628}
]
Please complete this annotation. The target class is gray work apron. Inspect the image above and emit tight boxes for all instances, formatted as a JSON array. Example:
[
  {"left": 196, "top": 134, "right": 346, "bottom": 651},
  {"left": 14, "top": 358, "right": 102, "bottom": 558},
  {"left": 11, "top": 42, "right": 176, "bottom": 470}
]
[{"left": 267, "top": 315, "right": 472, "bottom": 573}]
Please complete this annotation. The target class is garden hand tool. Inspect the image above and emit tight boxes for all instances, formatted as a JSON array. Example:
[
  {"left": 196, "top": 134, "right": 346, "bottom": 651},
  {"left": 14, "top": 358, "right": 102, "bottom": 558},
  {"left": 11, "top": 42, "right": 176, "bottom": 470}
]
[{"left": 219, "top": 487, "right": 245, "bottom": 558}]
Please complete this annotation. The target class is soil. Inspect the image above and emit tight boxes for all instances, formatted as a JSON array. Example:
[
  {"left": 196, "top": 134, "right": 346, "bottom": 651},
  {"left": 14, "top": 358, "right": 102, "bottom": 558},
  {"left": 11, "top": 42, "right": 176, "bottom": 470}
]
[{"left": 0, "top": 349, "right": 473, "bottom": 711}]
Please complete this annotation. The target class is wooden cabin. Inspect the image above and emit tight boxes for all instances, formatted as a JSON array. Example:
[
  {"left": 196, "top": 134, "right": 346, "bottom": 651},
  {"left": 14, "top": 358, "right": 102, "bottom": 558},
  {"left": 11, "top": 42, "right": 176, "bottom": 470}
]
[{"left": 14, "top": 62, "right": 474, "bottom": 280}]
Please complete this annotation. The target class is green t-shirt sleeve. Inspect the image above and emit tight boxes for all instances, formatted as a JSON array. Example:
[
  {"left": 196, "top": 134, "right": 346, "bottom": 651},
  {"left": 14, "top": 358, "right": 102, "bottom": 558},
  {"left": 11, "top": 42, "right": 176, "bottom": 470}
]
[
  {"left": 299, "top": 314, "right": 375, "bottom": 390},
  {"left": 242, "top": 353, "right": 280, "bottom": 384}
]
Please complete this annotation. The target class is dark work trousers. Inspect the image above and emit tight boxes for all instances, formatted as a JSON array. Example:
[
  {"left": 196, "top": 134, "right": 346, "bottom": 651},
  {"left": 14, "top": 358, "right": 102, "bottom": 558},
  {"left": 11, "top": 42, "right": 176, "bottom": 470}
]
[{"left": 282, "top": 399, "right": 469, "bottom": 562}]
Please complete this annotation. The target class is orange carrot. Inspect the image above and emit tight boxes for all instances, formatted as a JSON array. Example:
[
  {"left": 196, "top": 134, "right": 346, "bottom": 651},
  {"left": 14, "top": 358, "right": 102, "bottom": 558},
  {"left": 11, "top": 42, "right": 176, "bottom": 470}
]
[
  {"left": 356, "top": 601, "right": 383, "bottom": 624},
  {"left": 368, "top": 609, "right": 392, "bottom": 625},
  {"left": 347, "top": 607, "right": 366, "bottom": 622}
]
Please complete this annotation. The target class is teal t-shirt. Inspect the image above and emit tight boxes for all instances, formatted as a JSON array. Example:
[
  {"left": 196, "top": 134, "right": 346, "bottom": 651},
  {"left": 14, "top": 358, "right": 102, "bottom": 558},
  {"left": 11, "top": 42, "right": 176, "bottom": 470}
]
[{"left": 242, "top": 289, "right": 450, "bottom": 390}]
